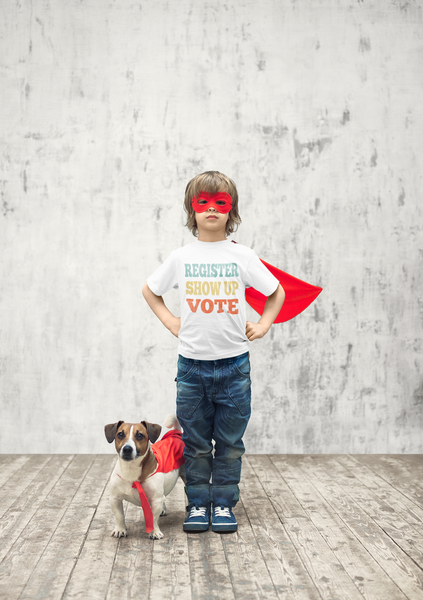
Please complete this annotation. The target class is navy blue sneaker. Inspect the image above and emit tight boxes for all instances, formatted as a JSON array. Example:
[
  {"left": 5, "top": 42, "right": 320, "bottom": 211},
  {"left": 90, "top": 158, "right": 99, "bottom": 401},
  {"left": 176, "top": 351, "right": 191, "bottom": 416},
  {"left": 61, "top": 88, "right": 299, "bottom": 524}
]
[
  {"left": 183, "top": 505, "right": 210, "bottom": 532},
  {"left": 212, "top": 506, "right": 238, "bottom": 532}
]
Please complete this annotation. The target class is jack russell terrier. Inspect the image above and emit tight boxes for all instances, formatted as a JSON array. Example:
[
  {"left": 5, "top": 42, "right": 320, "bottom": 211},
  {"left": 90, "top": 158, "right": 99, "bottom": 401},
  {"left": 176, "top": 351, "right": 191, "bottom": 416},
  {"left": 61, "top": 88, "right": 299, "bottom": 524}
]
[{"left": 105, "top": 414, "right": 186, "bottom": 540}]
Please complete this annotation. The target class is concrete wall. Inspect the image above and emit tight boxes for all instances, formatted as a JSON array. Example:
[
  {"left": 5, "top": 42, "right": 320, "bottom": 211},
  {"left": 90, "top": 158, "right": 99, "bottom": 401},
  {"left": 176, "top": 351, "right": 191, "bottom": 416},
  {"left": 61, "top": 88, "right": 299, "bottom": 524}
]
[{"left": 1, "top": 0, "right": 422, "bottom": 454}]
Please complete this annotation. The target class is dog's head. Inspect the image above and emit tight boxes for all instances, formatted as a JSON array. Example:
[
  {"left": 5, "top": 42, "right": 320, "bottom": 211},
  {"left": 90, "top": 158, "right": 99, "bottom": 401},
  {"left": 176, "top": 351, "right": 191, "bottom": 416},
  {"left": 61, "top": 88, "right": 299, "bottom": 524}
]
[{"left": 104, "top": 420, "right": 162, "bottom": 461}]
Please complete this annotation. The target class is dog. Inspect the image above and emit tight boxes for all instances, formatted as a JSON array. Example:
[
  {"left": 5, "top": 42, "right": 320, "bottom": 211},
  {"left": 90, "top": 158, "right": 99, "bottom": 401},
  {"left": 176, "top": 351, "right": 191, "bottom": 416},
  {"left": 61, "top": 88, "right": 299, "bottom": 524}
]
[{"left": 105, "top": 414, "right": 186, "bottom": 540}]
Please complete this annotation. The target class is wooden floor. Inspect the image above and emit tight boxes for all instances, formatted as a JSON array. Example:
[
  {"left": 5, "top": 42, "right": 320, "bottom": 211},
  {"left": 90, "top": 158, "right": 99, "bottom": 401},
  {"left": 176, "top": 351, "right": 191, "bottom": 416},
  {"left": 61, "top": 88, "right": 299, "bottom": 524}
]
[{"left": 1, "top": 455, "right": 423, "bottom": 599}]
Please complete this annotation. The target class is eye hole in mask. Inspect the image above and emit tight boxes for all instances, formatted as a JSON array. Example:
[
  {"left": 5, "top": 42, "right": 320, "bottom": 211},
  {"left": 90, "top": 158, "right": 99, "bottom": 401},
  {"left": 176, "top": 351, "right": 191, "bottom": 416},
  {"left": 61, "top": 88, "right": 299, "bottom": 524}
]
[{"left": 192, "top": 192, "right": 233, "bottom": 214}]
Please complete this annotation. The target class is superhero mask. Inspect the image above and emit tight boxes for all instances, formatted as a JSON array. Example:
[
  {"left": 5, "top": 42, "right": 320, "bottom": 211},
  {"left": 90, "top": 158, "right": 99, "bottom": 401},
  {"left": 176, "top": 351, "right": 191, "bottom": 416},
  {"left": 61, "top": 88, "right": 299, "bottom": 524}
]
[{"left": 192, "top": 192, "right": 233, "bottom": 214}]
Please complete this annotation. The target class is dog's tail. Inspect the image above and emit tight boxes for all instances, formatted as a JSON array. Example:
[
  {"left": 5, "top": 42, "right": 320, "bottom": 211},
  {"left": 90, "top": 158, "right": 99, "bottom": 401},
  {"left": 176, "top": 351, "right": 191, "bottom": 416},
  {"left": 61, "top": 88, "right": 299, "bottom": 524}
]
[{"left": 164, "top": 413, "right": 182, "bottom": 431}]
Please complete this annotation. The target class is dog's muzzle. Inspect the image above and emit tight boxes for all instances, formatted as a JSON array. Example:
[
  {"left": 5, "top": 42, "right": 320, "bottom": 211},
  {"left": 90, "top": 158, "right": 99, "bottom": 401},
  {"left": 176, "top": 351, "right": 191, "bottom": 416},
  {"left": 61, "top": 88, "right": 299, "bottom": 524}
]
[{"left": 120, "top": 444, "right": 136, "bottom": 461}]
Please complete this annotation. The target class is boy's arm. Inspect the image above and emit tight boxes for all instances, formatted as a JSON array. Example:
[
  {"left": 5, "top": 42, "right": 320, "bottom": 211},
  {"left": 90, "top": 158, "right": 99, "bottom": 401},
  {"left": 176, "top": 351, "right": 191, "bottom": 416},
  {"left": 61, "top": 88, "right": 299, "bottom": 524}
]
[
  {"left": 246, "top": 284, "right": 285, "bottom": 341},
  {"left": 142, "top": 283, "right": 181, "bottom": 338}
]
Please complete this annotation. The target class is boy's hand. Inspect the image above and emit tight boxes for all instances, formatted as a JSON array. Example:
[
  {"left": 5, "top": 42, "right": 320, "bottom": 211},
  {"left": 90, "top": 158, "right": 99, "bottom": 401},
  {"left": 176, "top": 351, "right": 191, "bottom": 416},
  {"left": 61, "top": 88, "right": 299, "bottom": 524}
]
[
  {"left": 246, "top": 321, "right": 268, "bottom": 341},
  {"left": 168, "top": 316, "right": 181, "bottom": 338},
  {"left": 246, "top": 285, "right": 285, "bottom": 342}
]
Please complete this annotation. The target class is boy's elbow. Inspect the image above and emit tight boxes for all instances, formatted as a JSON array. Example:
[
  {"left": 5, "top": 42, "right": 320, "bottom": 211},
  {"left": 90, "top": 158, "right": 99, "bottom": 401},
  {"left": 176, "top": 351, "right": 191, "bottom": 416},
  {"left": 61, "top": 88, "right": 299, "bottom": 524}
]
[
  {"left": 143, "top": 283, "right": 162, "bottom": 303},
  {"left": 142, "top": 282, "right": 151, "bottom": 299},
  {"left": 272, "top": 284, "right": 285, "bottom": 299},
  {"left": 275, "top": 284, "right": 285, "bottom": 307}
]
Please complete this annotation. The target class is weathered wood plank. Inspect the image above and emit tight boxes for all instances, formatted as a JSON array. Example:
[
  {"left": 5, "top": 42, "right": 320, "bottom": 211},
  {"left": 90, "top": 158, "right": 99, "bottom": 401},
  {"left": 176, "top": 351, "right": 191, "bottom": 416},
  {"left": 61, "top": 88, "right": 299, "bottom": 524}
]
[
  {"left": 0, "top": 455, "right": 96, "bottom": 600},
  {"left": 274, "top": 456, "right": 423, "bottom": 599},
  {"left": 248, "top": 455, "right": 369, "bottom": 600},
  {"left": 187, "top": 530, "right": 236, "bottom": 599},
  {"left": 336, "top": 455, "right": 423, "bottom": 527},
  {"left": 0, "top": 455, "right": 53, "bottom": 517},
  {"left": 222, "top": 500, "right": 279, "bottom": 600},
  {"left": 61, "top": 459, "right": 123, "bottom": 600},
  {"left": 268, "top": 455, "right": 409, "bottom": 600},
  {"left": 0, "top": 455, "right": 32, "bottom": 488},
  {"left": 322, "top": 455, "right": 423, "bottom": 566},
  {"left": 241, "top": 456, "right": 321, "bottom": 600},
  {"left": 19, "top": 454, "right": 116, "bottom": 600},
  {"left": 352, "top": 455, "right": 423, "bottom": 508},
  {"left": 0, "top": 454, "right": 74, "bottom": 564},
  {"left": 391, "top": 455, "right": 423, "bottom": 471},
  {"left": 148, "top": 478, "right": 191, "bottom": 600}
]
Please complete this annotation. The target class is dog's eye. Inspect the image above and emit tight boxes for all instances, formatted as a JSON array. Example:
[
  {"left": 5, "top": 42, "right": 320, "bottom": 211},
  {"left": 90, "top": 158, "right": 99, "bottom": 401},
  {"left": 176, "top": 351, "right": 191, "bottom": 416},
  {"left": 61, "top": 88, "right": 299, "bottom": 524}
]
[
  {"left": 135, "top": 432, "right": 144, "bottom": 440},
  {"left": 117, "top": 431, "right": 125, "bottom": 439}
]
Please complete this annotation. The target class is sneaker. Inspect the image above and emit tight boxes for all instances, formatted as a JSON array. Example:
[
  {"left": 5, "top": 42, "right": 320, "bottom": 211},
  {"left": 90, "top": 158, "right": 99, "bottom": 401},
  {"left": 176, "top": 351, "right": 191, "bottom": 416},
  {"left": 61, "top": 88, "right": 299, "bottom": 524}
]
[
  {"left": 212, "top": 506, "right": 238, "bottom": 533},
  {"left": 183, "top": 505, "right": 210, "bottom": 532}
]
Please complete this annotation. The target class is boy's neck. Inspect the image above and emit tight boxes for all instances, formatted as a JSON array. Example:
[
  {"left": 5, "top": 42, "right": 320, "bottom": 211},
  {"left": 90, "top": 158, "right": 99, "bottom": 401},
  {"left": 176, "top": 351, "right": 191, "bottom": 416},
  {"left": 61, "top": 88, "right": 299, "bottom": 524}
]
[{"left": 197, "top": 232, "right": 227, "bottom": 243}]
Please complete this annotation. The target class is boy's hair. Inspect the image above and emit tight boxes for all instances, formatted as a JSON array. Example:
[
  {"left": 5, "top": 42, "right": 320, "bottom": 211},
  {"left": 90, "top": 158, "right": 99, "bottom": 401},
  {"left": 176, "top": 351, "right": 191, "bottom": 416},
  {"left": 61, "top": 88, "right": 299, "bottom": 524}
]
[{"left": 183, "top": 171, "right": 242, "bottom": 237}]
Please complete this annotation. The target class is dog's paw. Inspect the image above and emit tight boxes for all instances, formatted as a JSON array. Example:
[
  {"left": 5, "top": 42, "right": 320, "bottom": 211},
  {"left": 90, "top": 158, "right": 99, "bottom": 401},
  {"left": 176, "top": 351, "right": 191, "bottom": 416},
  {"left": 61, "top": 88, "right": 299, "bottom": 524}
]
[
  {"left": 160, "top": 504, "right": 167, "bottom": 517},
  {"left": 149, "top": 529, "right": 164, "bottom": 540},
  {"left": 111, "top": 527, "right": 127, "bottom": 538}
]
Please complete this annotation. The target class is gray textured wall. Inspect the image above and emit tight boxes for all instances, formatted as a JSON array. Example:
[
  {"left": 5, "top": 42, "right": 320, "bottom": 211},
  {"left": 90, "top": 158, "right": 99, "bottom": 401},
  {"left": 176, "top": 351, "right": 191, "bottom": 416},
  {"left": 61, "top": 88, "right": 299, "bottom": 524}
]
[{"left": 1, "top": 0, "right": 422, "bottom": 454}]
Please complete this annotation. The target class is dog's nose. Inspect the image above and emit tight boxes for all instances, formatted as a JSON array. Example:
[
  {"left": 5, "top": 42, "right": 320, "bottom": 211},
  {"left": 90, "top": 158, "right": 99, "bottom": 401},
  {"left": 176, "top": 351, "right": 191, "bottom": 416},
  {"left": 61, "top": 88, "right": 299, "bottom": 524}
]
[{"left": 122, "top": 445, "right": 132, "bottom": 454}]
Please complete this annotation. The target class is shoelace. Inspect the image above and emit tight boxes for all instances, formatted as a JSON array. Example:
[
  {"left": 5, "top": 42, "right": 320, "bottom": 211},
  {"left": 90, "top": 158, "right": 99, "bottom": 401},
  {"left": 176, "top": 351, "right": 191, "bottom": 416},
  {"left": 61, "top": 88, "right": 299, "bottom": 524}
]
[
  {"left": 189, "top": 506, "right": 207, "bottom": 518},
  {"left": 214, "top": 506, "right": 231, "bottom": 518}
]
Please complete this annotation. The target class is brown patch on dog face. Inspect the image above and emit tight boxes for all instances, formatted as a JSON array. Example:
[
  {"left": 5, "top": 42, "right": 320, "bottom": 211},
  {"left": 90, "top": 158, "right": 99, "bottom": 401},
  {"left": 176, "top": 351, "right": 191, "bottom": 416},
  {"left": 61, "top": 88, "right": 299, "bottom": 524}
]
[{"left": 114, "top": 422, "right": 150, "bottom": 457}]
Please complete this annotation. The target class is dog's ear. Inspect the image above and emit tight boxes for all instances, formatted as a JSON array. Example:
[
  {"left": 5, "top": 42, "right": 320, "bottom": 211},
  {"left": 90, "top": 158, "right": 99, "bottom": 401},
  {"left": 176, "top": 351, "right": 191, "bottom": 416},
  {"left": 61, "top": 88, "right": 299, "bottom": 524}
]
[
  {"left": 141, "top": 421, "right": 162, "bottom": 444},
  {"left": 105, "top": 421, "right": 124, "bottom": 443}
]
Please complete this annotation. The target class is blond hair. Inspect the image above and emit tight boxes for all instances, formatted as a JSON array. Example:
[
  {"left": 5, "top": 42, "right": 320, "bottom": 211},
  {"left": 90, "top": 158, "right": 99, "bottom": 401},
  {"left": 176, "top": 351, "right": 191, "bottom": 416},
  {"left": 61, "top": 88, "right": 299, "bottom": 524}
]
[{"left": 183, "top": 171, "right": 241, "bottom": 237}]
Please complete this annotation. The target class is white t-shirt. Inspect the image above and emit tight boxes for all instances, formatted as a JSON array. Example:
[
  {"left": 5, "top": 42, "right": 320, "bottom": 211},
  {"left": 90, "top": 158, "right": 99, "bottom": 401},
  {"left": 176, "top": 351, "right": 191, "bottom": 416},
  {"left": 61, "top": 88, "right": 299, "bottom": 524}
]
[{"left": 147, "top": 239, "right": 279, "bottom": 360}]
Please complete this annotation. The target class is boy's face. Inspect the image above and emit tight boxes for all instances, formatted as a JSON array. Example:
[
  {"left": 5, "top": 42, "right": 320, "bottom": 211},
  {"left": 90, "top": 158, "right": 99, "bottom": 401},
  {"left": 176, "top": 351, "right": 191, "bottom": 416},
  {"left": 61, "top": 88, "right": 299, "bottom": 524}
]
[{"left": 192, "top": 191, "right": 230, "bottom": 240}]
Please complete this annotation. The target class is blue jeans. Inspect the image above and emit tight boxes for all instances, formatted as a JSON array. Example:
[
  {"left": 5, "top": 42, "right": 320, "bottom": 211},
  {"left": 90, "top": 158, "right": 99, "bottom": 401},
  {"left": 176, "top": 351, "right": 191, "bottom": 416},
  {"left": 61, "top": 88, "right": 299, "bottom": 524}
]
[{"left": 175, "top": 351, "right": 251, "bottom": 509}]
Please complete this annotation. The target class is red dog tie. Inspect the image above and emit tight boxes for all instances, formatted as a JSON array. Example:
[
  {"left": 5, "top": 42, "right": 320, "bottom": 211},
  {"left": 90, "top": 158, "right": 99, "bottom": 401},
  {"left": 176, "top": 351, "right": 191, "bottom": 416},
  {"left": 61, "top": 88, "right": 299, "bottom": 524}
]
[{"left": 132, "top": 481, "right": 154, "bottom": 533}]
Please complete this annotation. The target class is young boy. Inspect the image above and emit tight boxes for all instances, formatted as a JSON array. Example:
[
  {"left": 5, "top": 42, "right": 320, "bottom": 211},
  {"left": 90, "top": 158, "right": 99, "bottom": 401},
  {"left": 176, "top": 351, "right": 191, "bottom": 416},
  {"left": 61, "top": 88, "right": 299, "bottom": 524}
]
[{"left": 142, "top": 171, "right": 285, "bottom": 533}]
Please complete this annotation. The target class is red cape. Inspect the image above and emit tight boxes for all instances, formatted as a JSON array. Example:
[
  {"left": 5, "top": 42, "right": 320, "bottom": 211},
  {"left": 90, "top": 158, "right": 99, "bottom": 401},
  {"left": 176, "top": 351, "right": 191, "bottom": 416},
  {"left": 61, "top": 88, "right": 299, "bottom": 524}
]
[
  {"left": 246, "top": 259, "right": 322, "bottom": 323},
  {"left": 151, "top": 429, "right": 185, "bottom": 474}
]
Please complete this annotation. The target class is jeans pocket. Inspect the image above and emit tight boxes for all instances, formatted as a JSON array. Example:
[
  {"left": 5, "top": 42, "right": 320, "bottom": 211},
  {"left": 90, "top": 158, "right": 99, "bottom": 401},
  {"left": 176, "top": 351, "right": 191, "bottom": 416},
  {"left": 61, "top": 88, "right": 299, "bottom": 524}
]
[
  {"left": 233, "top": 352, "right": 251, "bottom": 379},
  {"left": 227, "top": 358, "right": 251, "bottom": 417},
  {"left": 176, "top": 364, "right": 204, "bottom": 419},
  {"left": 176, "top": 356, "right": 195, "bottom": 382}
]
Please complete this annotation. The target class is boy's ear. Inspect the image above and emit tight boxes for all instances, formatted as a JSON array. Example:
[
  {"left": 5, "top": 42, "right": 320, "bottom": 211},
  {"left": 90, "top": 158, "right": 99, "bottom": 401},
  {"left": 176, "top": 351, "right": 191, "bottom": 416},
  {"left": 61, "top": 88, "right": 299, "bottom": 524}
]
[
  {"left": 105, "top": 421, "right": 124, "bottom": 443},
  {"left": 141, "top": 421, "right": 162, "bottom": 444}
]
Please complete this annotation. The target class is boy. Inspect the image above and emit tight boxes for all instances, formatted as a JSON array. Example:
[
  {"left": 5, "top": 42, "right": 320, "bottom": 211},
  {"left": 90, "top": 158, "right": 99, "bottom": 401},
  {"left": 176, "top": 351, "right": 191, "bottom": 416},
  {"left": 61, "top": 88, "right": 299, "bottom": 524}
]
[{"left": 142, "top": 171, "right": 285, "bottom": 533}]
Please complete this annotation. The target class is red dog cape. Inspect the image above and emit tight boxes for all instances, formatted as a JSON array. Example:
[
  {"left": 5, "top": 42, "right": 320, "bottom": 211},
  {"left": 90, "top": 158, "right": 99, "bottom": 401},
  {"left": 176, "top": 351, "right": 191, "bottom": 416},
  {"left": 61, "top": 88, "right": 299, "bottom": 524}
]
[
  {"left": 231, "top": 241, "right": 322, "bottom": 322},
  {"left": 132, "top": 429, "right": 185, "bottom": 533}
]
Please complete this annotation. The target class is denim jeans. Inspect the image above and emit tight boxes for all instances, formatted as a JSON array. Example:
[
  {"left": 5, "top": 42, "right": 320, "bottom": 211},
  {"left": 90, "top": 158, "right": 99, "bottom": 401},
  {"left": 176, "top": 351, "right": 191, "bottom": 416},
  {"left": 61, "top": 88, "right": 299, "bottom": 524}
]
[{"left": 175, "top": 351, "right": 251, "bottom": 509}]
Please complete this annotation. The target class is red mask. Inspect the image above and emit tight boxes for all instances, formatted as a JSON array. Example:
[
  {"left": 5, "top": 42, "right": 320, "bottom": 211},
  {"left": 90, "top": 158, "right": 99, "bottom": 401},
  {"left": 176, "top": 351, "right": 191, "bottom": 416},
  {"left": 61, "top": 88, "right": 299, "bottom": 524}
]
[{"left": 192, "top": 192, "right": 233, "bottom": 214}]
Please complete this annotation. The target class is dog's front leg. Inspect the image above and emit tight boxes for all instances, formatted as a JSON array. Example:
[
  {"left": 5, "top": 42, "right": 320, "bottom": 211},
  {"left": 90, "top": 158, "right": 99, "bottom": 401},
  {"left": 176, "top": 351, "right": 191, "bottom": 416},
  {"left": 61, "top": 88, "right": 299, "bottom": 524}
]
[
  {"left": 110, "top": 497, "right": 127, "bottom": 538},
  {"left": 149, "top": 495, "right": 165, "bottom": 539}
]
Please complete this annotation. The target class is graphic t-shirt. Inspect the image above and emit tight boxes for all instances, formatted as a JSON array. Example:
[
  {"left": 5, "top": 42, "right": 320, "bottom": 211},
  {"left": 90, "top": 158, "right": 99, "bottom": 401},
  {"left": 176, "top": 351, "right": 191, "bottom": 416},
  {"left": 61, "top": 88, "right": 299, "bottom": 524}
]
[{"left": 147, "top": 240, "right": 279, "bottom": 360}]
